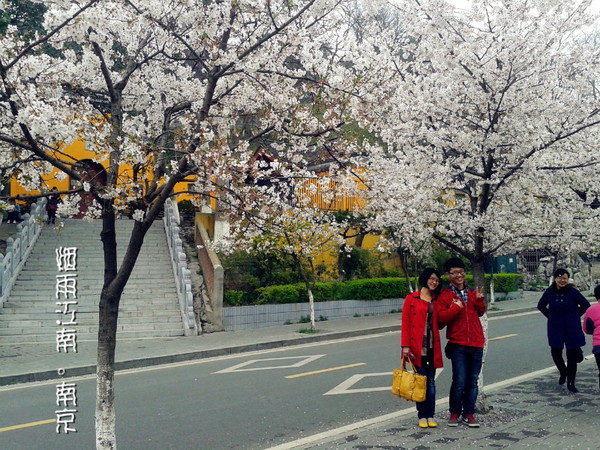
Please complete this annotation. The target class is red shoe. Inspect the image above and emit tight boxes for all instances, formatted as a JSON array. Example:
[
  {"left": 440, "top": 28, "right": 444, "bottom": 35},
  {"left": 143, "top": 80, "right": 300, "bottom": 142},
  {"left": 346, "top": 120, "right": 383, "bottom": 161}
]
[
  {"left": 448, "top": 413, "right": 459, "bottom": 427},
  {"left": 462, "top": 414, "right": 480, "bottom": 428}
]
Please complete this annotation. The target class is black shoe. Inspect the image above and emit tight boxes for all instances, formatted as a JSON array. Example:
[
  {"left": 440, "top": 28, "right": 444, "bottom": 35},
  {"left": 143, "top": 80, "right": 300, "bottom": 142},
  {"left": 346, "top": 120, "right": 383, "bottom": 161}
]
[
  {"left": 567, "top": 383, "right": 578, "bottom": 393},
  {"left": 558, "top": 372, "right": 567, "bottom": 385}
]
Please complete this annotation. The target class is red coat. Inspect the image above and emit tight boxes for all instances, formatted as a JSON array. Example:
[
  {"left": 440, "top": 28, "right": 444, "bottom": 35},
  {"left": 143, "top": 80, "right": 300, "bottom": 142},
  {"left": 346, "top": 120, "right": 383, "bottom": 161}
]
[
  {"left": 401, "top": 290, "right": 451, "bottom": 368},
  {"left": 437, "top": 287, "right": 486, "bottom": 348}
]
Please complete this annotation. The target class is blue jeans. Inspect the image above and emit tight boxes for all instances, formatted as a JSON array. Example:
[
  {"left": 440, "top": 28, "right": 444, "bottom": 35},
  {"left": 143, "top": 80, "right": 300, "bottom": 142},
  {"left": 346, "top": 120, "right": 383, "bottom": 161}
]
[
  {"left": 449, "top": 345, "right": 483, "bottom": 416},
  {"left": 415, "top": 354, "right": 436, "bottom": 419}
]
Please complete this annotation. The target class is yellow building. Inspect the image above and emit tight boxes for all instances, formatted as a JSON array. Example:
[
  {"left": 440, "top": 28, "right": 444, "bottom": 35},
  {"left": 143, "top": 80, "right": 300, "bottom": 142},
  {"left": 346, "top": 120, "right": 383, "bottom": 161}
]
[{"left": 9, "top": 138, "right": 192, "bottom": 216}]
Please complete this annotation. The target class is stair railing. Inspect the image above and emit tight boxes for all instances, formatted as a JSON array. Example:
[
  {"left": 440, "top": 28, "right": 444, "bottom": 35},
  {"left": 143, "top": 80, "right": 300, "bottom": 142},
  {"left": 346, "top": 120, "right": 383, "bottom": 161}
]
[
  {"left": 163, "top": 198, "right": 198, "bottom": 336},
  {"left": 0, "top": 199, "right": 46, "bottom": 305}
]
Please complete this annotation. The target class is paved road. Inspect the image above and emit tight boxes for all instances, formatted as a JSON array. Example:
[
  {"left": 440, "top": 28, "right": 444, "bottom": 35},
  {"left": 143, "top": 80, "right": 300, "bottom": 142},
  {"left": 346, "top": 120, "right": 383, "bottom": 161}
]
[{"left": 2, "top": 291, "right": 600, "bottom": 449}]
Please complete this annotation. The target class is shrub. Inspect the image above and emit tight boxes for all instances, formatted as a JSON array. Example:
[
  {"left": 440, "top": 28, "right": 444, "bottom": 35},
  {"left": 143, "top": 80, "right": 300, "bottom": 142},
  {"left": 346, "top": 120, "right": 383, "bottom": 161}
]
[
  {"left": 487, "top": 273, "right": 522, "bottom": 293},
  {"left": 221, "top": 250, "right": 301, "bottom": 293},
  {"left": 251, "top": 277, "right": 411, "bottom": 305},
  {"left": 224, "top": 290, "right": 244, "bottom": 306},
  {"left": 226, "top": 272, "right": 522, "bottom": 306},
  {"left": 444, "top": 273, "right": 523, "bottom": 293},
  {"left": 224, "top": 289, "right": 259, "bottom": 306},
  {"left": 255, "top": 284, "right": 306, "bottom": 304}
]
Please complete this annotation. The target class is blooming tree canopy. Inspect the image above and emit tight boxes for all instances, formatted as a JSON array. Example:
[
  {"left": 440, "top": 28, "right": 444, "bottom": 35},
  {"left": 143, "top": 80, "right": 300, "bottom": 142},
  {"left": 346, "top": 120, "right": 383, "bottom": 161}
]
[{"left": 362, "top": 0, "right": 600, "bottom": 286}]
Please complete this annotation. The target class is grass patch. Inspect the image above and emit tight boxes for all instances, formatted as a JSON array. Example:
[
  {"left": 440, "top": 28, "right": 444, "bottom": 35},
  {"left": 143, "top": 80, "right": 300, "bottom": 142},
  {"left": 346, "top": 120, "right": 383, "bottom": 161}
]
[{"left": 298, "top": 328, "right": 318, "bottom": 334}]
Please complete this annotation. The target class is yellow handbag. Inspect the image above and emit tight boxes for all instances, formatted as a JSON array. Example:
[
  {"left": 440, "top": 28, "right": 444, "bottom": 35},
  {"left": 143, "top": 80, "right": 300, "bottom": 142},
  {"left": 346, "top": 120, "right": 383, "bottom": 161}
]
[{"left": 391, "top": 355, "right": 427, "bottom": 402}]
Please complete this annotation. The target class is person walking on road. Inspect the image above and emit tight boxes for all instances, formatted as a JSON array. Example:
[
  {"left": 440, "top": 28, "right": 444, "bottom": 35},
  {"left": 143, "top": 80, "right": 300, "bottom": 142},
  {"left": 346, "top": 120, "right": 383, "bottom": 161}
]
[
  {"left": 437, "top": 257, "right": 486, "bottom": 428},
  {"left": 582, "top": 284, "right": 600, "bottom": 389},
  {"left": 401, "top": 268, "right": 462, "bottom": 429},
  {"left": 537, "top": 268, "right": 590, "bottom": 393}
]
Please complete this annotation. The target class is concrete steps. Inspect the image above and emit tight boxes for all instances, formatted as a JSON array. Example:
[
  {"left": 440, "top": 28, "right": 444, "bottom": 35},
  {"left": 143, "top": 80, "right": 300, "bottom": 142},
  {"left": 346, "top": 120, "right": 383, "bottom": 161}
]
[{"left": 0, "top": 218, "right": 184, "bottom": 342}]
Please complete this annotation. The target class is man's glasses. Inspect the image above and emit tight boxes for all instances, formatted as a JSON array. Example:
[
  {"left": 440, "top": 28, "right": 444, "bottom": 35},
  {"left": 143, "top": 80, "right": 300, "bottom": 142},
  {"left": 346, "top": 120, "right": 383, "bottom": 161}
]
[{"left": 449, "top": 270, "right": 465, "bottom": 276}]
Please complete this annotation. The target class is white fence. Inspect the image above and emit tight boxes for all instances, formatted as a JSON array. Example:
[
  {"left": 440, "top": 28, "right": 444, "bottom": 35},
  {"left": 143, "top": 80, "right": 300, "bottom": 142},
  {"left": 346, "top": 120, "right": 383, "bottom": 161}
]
[
  {"left": 223, "top": 298, "right": 403, "bottom": 331},
  {"left": 0, "top": 200, "right": 46, "bottom": 305}
]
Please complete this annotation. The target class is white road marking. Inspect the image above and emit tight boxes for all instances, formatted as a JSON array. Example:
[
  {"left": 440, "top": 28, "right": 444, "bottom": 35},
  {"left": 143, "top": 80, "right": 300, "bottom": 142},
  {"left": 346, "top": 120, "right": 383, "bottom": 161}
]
[
  {"left": 324, "top": 368, "right": 444, "bottom": 395},
  {"left": 212, "top": 354, "right": 326, "bottom": 374}
]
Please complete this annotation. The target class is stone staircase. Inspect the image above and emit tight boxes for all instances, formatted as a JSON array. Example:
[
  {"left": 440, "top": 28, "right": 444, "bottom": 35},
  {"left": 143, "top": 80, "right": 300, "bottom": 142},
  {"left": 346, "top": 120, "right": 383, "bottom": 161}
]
[{"left": 0, "top": 219, "right": 184, "bottom": 343}]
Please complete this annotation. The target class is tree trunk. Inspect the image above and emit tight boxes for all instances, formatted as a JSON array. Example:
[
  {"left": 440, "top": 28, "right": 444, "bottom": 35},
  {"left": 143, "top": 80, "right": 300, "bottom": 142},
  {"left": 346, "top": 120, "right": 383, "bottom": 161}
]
[
  {"left": 94, "top": 213, "right": 153, "bottom": 448},
  {"left": 398, "top": 248, "right": 413, "bottom": 292},
  {"left": 337, "top": 242, "right": 347, "bottom": 281},
  {"left": 95, "top": 213, "right": 120, "bottom": 449},
  {"left": 475, "top": 312, "right": 490, "bottom": 414},
  {"left": 307, "top": 288, "right": 316, "bottom": 331},
  {"left": 95, "top": 293, "right": 118, "bottom": 449},
  {"left": 287, "top": 241, "right": 317, "bottom": 331},
  {"left": 472, "top": 230, "right": 490, "bottom": 414},
  {"left": 354, "top": 231, "right": 365, "bottom": 248}
]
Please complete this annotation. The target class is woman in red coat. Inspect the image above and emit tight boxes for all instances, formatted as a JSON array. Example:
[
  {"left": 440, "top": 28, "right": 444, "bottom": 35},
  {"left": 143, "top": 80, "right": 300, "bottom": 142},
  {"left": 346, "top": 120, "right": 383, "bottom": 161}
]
[{"left": 401, "top": 268, "right": 462, "bottom": 428}]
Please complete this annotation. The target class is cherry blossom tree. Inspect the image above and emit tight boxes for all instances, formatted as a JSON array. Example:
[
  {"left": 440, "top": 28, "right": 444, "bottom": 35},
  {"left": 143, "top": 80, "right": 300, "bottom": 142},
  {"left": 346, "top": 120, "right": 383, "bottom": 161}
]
[
  {"left": 365, "top": 0, "right": 600, "bottom": 283},
  {"left": 0, "top": 0, "right": 385, "bottom": 447},
  {"left": 223, "top": 196, "right": 347, "bottom": 331},
  {"left": 361, "top": 0, "right": 600, "bottom": 411}
]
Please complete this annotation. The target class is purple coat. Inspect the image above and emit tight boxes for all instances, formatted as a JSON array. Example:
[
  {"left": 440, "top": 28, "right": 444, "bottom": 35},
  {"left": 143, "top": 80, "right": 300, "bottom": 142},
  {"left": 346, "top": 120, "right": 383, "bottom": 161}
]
[{"left": 537, "top": 285, "right": 590, "bottom": 349}]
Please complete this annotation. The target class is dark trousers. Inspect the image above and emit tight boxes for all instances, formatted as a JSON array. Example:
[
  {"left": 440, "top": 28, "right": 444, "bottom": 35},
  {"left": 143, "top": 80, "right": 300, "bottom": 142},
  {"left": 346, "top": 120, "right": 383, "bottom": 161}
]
[
  {"left": 551, "top": 347, "right": 582, "bottom": 385},
  {"left": 415, "top": 353, "right": 436, "bottom": 419},
  {"left": 47, "top": 209, "right": 56, "bottom": 224},
  {"left": 449, "top": 345, "right": 483, "bottom": 416}
]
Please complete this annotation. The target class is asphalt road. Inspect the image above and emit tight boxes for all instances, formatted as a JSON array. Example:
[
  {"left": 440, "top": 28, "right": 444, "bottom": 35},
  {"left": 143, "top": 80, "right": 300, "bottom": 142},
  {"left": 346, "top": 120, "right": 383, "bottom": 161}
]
[{"left": 0, "top": 310, "right": 587, "bottom": 449}]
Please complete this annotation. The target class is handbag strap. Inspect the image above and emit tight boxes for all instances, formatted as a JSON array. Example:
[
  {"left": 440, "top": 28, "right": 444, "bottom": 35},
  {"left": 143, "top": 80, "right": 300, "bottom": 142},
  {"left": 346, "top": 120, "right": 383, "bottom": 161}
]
[{"left": 401, "top": 354, "right": 418, "bottom": 373}]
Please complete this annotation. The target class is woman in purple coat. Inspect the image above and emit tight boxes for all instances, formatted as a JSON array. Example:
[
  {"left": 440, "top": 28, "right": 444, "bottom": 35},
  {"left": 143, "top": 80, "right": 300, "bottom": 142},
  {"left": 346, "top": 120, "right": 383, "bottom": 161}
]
[{"left": 537, "top": 268, "right": 590, "bottom": 393}]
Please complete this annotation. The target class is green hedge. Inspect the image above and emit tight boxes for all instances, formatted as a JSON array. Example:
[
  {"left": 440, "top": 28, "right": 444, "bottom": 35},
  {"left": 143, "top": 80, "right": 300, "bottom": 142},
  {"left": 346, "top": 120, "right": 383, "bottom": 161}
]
[
  {"left": 460, "top": 273, "right": 522, "bottom": 294},
  {"left": 225, "top": 277, "right": 410, "bottom": 306},
  {"left": 487, "top": 273, "right": 522, "bottom": 293},
  {"left": 223, "top": 273, "right": 523, "bottom": 306}
]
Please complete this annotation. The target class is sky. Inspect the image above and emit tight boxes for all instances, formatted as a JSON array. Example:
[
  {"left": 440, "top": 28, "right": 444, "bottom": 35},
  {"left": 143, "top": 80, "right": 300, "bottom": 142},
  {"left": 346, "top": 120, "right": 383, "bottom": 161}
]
[
  {"left": 447, "top": 0, "right": 600, "bottom": 27},
  {"left": 449, "top": 0, "right": 600, "bottom": 13}
]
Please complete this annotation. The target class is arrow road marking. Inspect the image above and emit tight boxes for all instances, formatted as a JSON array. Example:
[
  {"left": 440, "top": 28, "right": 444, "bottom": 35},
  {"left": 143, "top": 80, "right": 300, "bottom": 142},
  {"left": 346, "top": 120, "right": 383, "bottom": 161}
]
[
  {"left": 324, "top": 369, "right": 444, "bottom": 395},
  {"left": 213, "top": 354, "right": 326, "bottom": 373}
]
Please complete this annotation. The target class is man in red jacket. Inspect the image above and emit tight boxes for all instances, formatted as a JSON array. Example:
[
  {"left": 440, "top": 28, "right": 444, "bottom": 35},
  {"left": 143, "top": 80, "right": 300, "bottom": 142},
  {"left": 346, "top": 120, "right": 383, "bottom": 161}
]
[{"left": 437, "top": 257, "right": 486, "bottom": 428}]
